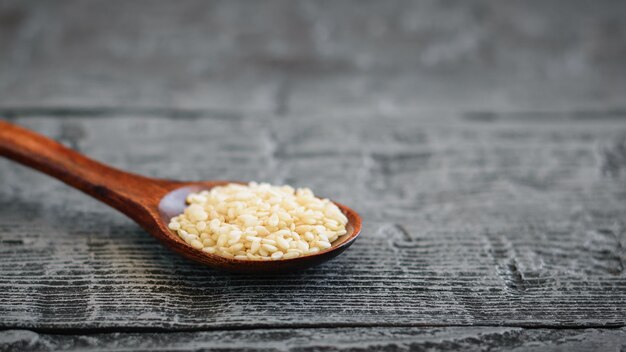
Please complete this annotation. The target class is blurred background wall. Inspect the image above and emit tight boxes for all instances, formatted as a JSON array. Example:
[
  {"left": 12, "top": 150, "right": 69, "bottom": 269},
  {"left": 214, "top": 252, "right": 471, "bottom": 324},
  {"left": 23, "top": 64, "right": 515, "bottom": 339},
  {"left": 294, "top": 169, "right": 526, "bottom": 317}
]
[{"left": 1, "top": 0, "right": 625, "bottom": 116}]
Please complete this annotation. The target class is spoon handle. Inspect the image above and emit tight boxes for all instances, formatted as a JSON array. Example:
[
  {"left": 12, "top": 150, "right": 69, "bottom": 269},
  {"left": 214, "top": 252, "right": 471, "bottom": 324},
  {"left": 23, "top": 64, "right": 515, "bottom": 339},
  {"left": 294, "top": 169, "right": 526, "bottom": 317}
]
[{"left": 0, "top": 120, "right": 167, "bottom": 216}]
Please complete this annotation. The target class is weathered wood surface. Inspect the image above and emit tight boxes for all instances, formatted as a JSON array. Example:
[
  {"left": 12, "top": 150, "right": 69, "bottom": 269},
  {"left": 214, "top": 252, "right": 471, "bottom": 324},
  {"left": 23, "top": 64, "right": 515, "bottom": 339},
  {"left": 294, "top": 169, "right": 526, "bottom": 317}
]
[
  {"left": 2, "top": 327, "right": 626, "bottom": 352},
  {"left": 2, "top": 1, "right": 626, "bottom": 350},
  {"left": 1, "top": 1, "right": 626, "bottom": 114},
  {"left": 1, "top": 114, "right": 625, "bottom": 331}
]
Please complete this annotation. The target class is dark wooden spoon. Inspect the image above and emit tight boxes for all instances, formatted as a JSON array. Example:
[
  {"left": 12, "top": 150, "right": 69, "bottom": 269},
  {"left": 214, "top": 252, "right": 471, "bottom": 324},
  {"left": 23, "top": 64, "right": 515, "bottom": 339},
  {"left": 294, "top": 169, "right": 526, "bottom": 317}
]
[{"left": 0, "top": 120, "right": 362, "bottom": 272}]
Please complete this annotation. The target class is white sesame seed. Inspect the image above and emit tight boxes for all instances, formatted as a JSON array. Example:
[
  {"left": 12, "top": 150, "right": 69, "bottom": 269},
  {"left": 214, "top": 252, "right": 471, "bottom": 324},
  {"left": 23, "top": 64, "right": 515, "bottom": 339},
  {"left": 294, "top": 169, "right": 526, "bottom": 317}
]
[
  {"left": 196, "top": 221, "right": 207, "bottom": 231},
  {"left": 209, "top": 219, "right": 220, "bottom": 232},
  {"left": 262, "top": 243, "right": 278, "bottom": 253},
  {"left": 276, "top": 236, "right": 290, "bottom": 250},
  {"left": 317, "top": 241, "right": 332, "bottom": 249},
  {"left": 297, "top": 240, "right": 309, "bottom": 252},
  {"left": 307, "top": 247, "right": 320, "bottom": 255},
  {"left": 183, "top": 233, "right": 198, "bottom": 243},
  {"left": 229, "top": 243, "right": 244, "bottom": 252},
  {"left": 219, "top": 251, "right": 234, "bottom": 259},
  {"left": 250, "top": 241, "right": 261, "bottom": 254},
  {"left": 217, "top": 234, "right": 228, "bottom": 247},
  {"left": 268, "top": 213, "right": 279, "bottom": 227},
  {"left": 190, "top": 239, "right": 203, "bottom": 249},
  {"left": 271, "top": 251, "right": 284, "bottom": 260},
  {"left": 283, "top": 251, "right": 300, "bottom": 259},
  {"left": 304, "top": 232, "right": 315, "bottom": 241}
]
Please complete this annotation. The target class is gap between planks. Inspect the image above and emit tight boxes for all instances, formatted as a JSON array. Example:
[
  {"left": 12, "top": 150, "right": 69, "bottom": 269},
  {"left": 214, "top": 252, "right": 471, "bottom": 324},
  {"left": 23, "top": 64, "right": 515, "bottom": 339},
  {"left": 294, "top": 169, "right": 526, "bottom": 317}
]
[
  {"left": 1, "top": 106, "right": 626, "bottom": 121},
  {"left": 0, "top": 107, "right": 246, "bottom": 120},
  {"left": 2, "top": 322, "right": 626, "bottom": 336}
]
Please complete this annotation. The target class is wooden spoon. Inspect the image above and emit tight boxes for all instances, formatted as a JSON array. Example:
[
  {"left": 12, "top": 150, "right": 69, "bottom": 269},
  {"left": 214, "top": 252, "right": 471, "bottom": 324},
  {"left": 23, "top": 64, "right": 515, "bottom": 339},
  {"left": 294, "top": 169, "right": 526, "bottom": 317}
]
[{"left": 0, "top": 120, "right": 362, "bottom": 273}]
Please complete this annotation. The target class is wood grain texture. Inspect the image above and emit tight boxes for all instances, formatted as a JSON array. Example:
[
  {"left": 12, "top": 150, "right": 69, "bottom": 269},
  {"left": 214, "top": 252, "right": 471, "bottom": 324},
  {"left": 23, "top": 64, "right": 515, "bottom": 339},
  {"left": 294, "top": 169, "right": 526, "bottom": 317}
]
[
  {"left": 1, "top": 327, "right": 626, "bottom": 352},
  {"left": 1, "top": 114, "right": 625, "bottom": 330},
  {"left": 2, "top": 1, "right": 626, "bottom": 349},
  {"left": 0, "top": 1, "right": 625, "bottom": 113}
]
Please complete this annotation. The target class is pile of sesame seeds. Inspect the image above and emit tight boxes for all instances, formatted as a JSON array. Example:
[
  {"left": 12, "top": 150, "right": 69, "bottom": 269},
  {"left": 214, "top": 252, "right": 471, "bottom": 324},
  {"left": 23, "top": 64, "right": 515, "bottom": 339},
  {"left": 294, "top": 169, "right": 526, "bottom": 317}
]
[{"left": 168, "top": 182, "right": 348, "bottom": 260}]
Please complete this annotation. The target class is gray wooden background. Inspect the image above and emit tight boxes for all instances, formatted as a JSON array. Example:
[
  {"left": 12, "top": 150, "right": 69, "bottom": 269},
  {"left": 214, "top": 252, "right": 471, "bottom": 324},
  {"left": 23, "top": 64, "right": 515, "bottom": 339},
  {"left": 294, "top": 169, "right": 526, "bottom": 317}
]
[{"left": 1, "top": 1, "right": 626, "bottom": 351}]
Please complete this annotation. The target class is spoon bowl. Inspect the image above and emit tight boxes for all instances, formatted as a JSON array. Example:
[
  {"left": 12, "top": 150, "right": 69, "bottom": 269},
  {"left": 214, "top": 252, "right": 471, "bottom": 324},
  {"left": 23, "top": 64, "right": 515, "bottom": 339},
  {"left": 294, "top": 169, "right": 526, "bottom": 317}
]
[
  {"left": 0, "top": 120, "right": 362, "bottom": 273},
  {"left": 156, "top": 183, "right": 361, "bottom": 272}
]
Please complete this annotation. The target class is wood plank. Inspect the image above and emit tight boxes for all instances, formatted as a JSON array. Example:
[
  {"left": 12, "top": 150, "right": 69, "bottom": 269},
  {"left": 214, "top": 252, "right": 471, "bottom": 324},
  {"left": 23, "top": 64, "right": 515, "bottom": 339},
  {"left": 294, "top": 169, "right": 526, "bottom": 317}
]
[
  {"left": 1, "top": 114, "right": 625, "bottom": 329},
  {"left": 1, "top": 327, "right": 626, "bottom": 352},
  {"left": 1, "top": 1, "right": 625, "bottom": 113}
]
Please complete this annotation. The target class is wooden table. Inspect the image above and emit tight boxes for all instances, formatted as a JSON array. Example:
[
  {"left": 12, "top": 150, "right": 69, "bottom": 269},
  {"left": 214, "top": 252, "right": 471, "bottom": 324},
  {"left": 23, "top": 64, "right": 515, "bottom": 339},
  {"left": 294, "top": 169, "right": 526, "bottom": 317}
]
[{"left": 1, "top": 1, "right": 625, "bottom": 351}]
